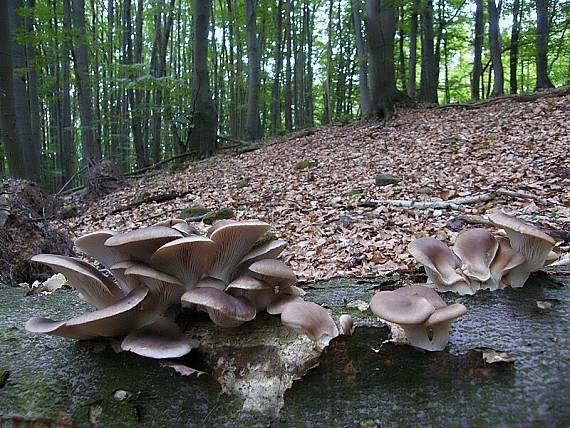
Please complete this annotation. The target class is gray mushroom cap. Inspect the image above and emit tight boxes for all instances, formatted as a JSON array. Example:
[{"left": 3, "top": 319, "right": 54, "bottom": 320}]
[
  {"left": 488, "top": 210, "right": 555, "bottom": 272},
  {"left": 150, "top": 235, "right": 216, "bottom": 290},
  {"left": 31, "top": 254, "right": 124, "bottom": 309},
  {"left": 75, "top": 230, "right": 125, "bottom": 269},
  {"left": 109, "top": 261, "right": 141, "bottom": 294},
  {"left": 239, "top": 239, "right": 288, "bottom": 267},
  {"left": 208, "top": 220, "right": 271, "bottom": 282},
  {"left": 121, "top": 318, "right": 197, "bottom": 359},
  {"left": 280, "top": 300, "right": 339, "bottom": 348},
  {"left": 339, "top": 314, "right": 355, "bottom": 335},
  {"left": 392, "top": 285, "right": 446, "bottom": 309},
  {"left": 195, "top": 277, "right": 227, "bottom": 290},
  {"left": 489, "top": 237, "right": 527, "bottom": 287},
  {"left": 453, "top": 228, "right": 499, "bottom": 282},
  {"left": 248, "top": 259, "right": 297, "bottom": 287},
  {"left": 266, "top": 294, "right": 304, "bottom": 315},
  {"left": 104, "top": 226, "right": 183, "bottom": 263},
  {"left": 425, "top": 303, "right": 468, "bottom": 327},
  {"left": 181, "top": 287, "right": 256, "bottom": 327},
  {"left": 408, "top": 237, "right": 468, "bottom": 288},
  {"left": 25, "top": 287, "right": 149, "bottom": 340},
  {"left": 369, "top": 290, "right": 436, "bottom": 325},
  {"left": 124, "top": 263, "right": 185, "bottom": 308}
]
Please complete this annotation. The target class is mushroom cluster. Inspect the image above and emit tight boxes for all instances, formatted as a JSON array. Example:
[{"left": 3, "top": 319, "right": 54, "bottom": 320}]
[
  {"left": 370, "top": 285, "right": 467, "bottom": 351},
  {"left": 26, "top": 219, "right": 340, "bottom": 358},
  {"left": 408, "top": 211, "right": 556, "bottom": 295}
]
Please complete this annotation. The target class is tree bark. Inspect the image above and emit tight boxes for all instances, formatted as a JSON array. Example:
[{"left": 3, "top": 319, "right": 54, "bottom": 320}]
[
  {"left": 245, "top": 0, "right": 262, "bottom": 140},
  {"left": 323, "top": 0, "right": 334, "bottom": 124},
  {"left": 471, "top": 0, "right": 484, "bottom": 99},
  {"left": 61, "top": 0, "right": 75, "bottom": 182},
  {"left": 535, "top": 0, "right": 554, "bottom": 89},
  {"left": 71, "top": 0, "right": 101, "bottom": 164},
  {"left": 189, "top": 0, "right": 217, "bottom": 157},
  {"left": 284, "top": 0, "right": 293, "bottom": 132},
  {"left": 509, "top": 0, "right": 521, "bottom": 94},
  {"left": 270, "top": 0, "right": 284, "bottom": 135},
  {"left": 364, "top": 0, "right": 396, "bottom": 119},
  {"left": 419, "top": 0, "right": 438, "bottom": 103},
  {"left": 0, "top": 0, "right": 26, "bottom": 178},
  {"left": 487, "top": 0, "right": 504, "bottom": 97},
  {"left": 408, "top": 0, "right": 419, "bottom": 98},
  {"left": 352, "top": 0, "right": 370, "bottom": 116}
]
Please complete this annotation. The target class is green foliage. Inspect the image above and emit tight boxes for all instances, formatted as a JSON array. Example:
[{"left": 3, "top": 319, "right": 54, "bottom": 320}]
[
  {"left": 295, "top": 160, "right": 317, "bottom": 170},
  {"left": 181, "top": 206, "right": 211, "bottom": 220},
  {"left": 202, "top": 207, "right": 235, "bottom": 225}
]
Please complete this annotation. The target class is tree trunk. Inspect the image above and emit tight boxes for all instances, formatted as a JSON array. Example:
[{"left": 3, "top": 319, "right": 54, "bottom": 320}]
[
  {"left": 419, "top": 0, "right": 438, "bottom": 103},
  {"left": 398, "top": 10, "right": 407, "bottom": 95},
  {"left": 284, "top": 0, "right": 293, "bottom": 132},
  {"left": 245, "top": 0, "right": 261, "bottom": 140},
  {"left": 487, "top": 0, "right": 504, "bottom": 97},
  {"left": 271, "top": 0, "right": 284, "bottom": 135},
  {"left": 364, "top": 0, "right": 396, "bottom": 119},
  {"left": 71, "top": 0, "right": 101, "bottom": 164},
  {"left": 61, "top": 0, "right": 75, "bottom": 182},
  {"left": 408, "top": 0, "right": 419, "bottom": 98},
  {"left": 323, "top": 0, "right": 333, "bottom": 124},
  {"left": 535, "top": 0, "right": 554, "bottom": 89},
  {"left": 0, "top": 0, "right": 26, "bottom": 178},
  {"left": 189, "top": 0, "right": 217, "bottom": 157},
  {"left": 509, "top": 0, "right": 521, "bottom": 94},
  {"left": 471, "top": 0, "right": 484, "bottom": 99},
  {"left": 352, "top": 0, "right": 370, "bottom": 116}
]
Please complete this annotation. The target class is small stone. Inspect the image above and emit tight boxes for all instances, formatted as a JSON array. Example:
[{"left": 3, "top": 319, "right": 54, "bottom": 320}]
[
  {"left": 346, "top": 299, "right": 369, "bottom": 312},
  {"left": 375, "top": 173, "right": 402, "bottom": 187},
  {"left": 42, "top": 273, "right": 67, "bottom": 292},
  {"left": 113, "top": 389, "right": 135, "bottom": 401},
  {"left": 536, "top": 299, "right": 558, "bottom": 310}
]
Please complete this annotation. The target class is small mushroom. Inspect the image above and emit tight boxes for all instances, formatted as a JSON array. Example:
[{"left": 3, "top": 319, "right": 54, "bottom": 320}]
[
  {"left": 109, "top": 261, "right": 141, "bottom": 294},
  {"left": 369, "top": 286, "right": 467, "bottom": 351},
  {"left": 489, "top": 237, "right": 527, "bottom": 289},
  {"left": 452, "top": 228, "right": 498, "bottom": 283},
  {"left": 121, "top": 318, "right": 197, "bottom": 359},
  {"left": 408, "top": 237, "right": 471, "bottom": 295},
  {"left": 248, "top": 259, "right": 297, "bottom": 288},
  {"left": 25, "top": 287, "right": 150, "bottom": 340},
  {"left": 181, "top": 287, "right": 256, "bottom": 327},
  {"left": 338, "top": 314, "right": 354, "bottom": 335},
  {"left": 124, "top": 263, "right": 186, "bottom": 312},
  {"left": 280, "top": 300, "right": 339, "bottom": 350},
  {"left": 208, "top": 220, "right": 271, "bottom": 282},
  {"left": 75, "top": 230, "right": 126, "bottom": 269},
  {"left": 488, "top": 210, "right": 556, "bottom": 272},
  {"left": 150, "top": 236, "right": 215, "bottom": 290},
  {"left": 226, "top": 275, "right": 274, "bottom": 311},
  {"left": 105, "top": 226, "right": 182, "bottom": 263},
  {"left": 31, "top": 254, "right": 124, "bottom": 309},
  {"left": 238, "top": 239, "right": 287, "bottom": 268},
  {"left": 195, "top": 277, "right": 227, "bottom": 290}
]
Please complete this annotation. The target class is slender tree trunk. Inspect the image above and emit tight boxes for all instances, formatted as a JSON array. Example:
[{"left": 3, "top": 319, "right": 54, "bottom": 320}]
[
  {"left": 510, "top": 0, "right": 521, "bottom": 94},
  {"left": 271, "top": 0, "right": 284, "bottom": 135},
  {"left": 419, "top": 0, "right": 438, "bottom": 103},
  {"left": 472, "top": 0, "right": 484, "bottom": 99},
  {"left": 352, "top": 0, "right": 370, "bottom": 116},
  {"left": 408, "top": 0, "right": 419, "bottom": 98},
  {"left": 61, "top": 0, "right": 75, "bottom": 181},
  {"left": 284, "top": 0, "right": 293, "bottom": 132},
  {"left": 0, "top": 0, "right": 26, "bottom": 178},
  {"left": 245, "top": 0, "right": 261, "bottom": 140},
  {"left": 71, "top": 0, "right": 101, "bottom": 164},
  {"left": 364, "top": 0, "right": 396, "bottom": 119},
  {"left": 398, "top": 9, "right": 407, "bottom": 95},
  {"left": 323, "top": 0, "right": 333, "bottom": 124},
  {"left": 189, "top": 0, "right": 217, "bottom": 156},
  {"left": 535, "top": 0, "right": 554, "bottom": 89},
  {"left": 487, "top": 0, "right": 504, "bottom": 97}
]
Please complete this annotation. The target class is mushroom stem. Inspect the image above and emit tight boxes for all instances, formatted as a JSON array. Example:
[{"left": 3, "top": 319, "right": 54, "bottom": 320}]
[{"left": 400, "top": 322, "right": 451, "bottom": 352}]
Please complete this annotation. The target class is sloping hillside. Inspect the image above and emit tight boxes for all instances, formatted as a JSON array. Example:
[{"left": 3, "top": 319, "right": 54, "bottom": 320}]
[{"left": 63, "top": 94, "right": 570, "bottom": 281}]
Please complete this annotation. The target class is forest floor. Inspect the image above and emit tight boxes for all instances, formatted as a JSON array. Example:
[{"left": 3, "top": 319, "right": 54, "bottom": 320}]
[{"left": 61, "top": 93, "right": 570, "bottom": 282}]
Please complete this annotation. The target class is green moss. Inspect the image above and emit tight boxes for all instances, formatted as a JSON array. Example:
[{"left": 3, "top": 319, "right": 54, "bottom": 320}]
[
  {"left": 203, "top": 207, "right": 235, "bottom": 225},
  {"left": 168, "top": 162, "right": 189, "bottom": 173},
  {"left": 295, "top": 160, "right": 316, "bottom": 170},
  {"left": 181, "top": 205, "right": 211, "bottom": 220},
  {"left": 342, "top": 189, "right": 362, "bottom": 198},
  {"left": 61, "top": 204, "right": 79, "bottom": 218},
  {"left": 252, "top": 232, "right": 278, "bottom": 249},
  {"left": 237, "top": 179, "right": 249, "bottom": 189}
]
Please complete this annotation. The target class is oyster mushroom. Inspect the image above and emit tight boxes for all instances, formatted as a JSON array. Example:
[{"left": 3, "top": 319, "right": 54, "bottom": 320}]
[
  {"left": 452, "top": 228, "right": 498, "bottom": 284},
  {"left": 180, "top": 287, "right": 256, "bottom": 327},
  {"left": 280, "top": 300, "right": 339, "bottom": 350},
  {"left": 488, "top": 211, "right": 555, "bottom": 273},
  {"left": 369, "top": 286, "right": 467, "bottom": 351},
  {"left": 208, "top": 220, "right": 271, "bottom": 282},
  {"left": 226, "top": 275, "right": 274, "bottom": 311},
  {"left": 75, "top": 230, "right": 126, "bottom": 269},
  {"left": 489, "top": 237, "right": 527, "bottom": 289},
  {"left": 31, "top": 254, "right": 124, "bottom": 308},
  {"left": 25, "top": 287, "right": 150, "bottom": 340},
  {"left": 150, "top": 236, "right": 216, "bottom": 290},
  {"left": 248, "top": 259, "right": 297, "bottom": 288},
  {"left": 121, "top": 318, "right": 198, "bottom": 359},
  {"left": 408, "top": 237, "right": 471, "bottom": 295},
  {"left": 104, "top": 226, "right": 182, "bottom": 263},
  {"left": 238, "top": 239, "right": 288, "bottom": 270},
  {"left": 338, "top": 314, "right": 355, "bottom": 335}
]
